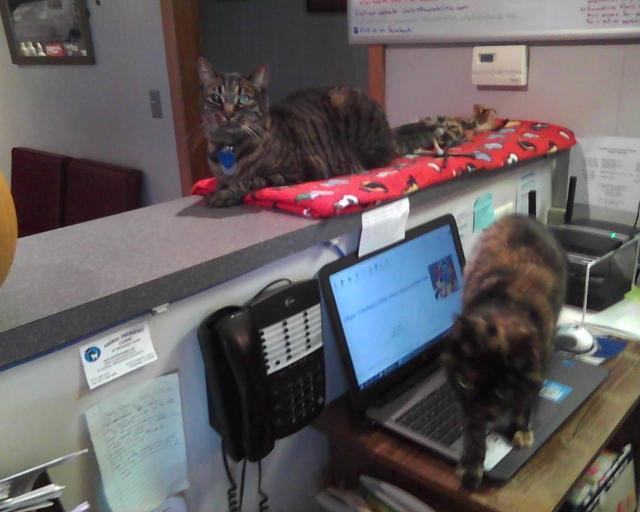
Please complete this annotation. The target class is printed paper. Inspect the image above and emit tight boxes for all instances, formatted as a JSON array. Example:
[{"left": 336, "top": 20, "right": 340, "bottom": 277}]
[
  {"left": 358, "top": 198, "right": 410, "bottom": 257},
  {"left": 516, "top": 172, "right": 537, "bottom": 214},
  {"left": 453, "top": 207, "right": 476, "bottom": 258},
  {"left": 571, "top": 137, "right": 640, "bottom": 213}
]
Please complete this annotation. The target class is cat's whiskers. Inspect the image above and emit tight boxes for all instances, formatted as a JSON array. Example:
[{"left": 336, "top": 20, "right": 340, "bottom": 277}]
[{"left": 243, "top": 124, "right": 263, "bottom": 142}]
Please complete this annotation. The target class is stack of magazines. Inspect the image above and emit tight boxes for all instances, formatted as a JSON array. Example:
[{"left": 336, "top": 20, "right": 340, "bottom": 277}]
[
  {"left": 0, "top": 450, "right": 87, "bottom": 512},
  {"left": 317, "top": 475, "right": 435, "bottom": 512}
]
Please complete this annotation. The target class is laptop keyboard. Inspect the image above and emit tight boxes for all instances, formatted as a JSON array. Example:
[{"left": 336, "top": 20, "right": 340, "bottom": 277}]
[{"left": 396, "top": 383, "right": 463, "bottom": 447}]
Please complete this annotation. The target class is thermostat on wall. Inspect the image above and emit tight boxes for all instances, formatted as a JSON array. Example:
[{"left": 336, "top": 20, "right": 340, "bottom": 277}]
[{"left": 471, "top": 45, "right": 528, "bottom": 87}]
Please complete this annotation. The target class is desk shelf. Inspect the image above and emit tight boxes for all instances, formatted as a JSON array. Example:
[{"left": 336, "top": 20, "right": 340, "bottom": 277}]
[{"left": 314, "top": 342, "right": 640, "bottom": 512}]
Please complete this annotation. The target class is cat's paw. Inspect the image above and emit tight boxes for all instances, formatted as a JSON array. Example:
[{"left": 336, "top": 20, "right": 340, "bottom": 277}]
[
  {"left": 207, "top": 188, "right": 243, "bottom": 207},
  {"left": 512, "top": 429, "right": 534, "bottom": 449},
  {"left": 456, "top": 464, "right": 484, "bottom": 490}
]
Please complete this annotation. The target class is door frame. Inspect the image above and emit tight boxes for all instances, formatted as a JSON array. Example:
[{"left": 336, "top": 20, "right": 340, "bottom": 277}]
[{"left": 160, "top": 3, "right": 387, "bottom": 195}]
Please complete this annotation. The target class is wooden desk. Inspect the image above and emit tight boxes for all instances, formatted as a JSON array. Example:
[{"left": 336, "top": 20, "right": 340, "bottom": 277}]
[{"left": 315, "top": 343, "right": 640, "bottom": 512}]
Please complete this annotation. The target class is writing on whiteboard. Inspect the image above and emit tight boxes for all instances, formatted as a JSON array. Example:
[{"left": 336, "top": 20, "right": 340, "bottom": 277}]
[
  {"left": 349, "top": 0, "right": 640, "bottom": 44},
  {"left": 583, "top": 0, "right": 640, "bottom": 25}
]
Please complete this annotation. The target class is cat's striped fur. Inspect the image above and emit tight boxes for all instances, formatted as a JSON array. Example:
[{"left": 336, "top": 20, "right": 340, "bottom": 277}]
[
  {"left": 198, "top": 59, "right": 402, "bottom": 206},
  {"left": 441, "top": 215, "right": 567, "bottom": 490}
]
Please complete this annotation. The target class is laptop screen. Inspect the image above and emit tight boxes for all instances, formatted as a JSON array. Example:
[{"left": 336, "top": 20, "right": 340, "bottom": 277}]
[{"left": 327, "top": 222, "right": 463, "bottom": 390}]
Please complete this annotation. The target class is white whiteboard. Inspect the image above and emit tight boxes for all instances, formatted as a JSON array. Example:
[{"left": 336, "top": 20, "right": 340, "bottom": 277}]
[{"left": 349, "top": 0, "right": 640, "bottom": 44}]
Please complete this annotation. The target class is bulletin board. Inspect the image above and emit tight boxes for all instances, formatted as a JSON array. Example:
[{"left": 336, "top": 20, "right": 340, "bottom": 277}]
[{"left": 349, "top": 0, "right": 640, "bottom": 44}]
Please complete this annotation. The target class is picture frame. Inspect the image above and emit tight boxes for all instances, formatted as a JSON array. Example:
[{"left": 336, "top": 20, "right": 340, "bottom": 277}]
[
  {"left": 306, "top": 0, "right": 346, "bottom": 12},
  {"left": 0, "top": 0, "right": 95, "bottom": 65}
]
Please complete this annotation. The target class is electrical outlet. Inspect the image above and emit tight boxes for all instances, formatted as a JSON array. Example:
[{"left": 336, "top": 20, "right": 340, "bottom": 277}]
[{"left": 149, "top": 90, "right": 163, "bottom": 119}]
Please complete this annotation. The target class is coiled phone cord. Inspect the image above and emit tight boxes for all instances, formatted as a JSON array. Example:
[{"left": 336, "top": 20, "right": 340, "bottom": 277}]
[
  {"left": 222, "top": 450, "right": 247, "bottom": 512},
  {"left": 257, "top": 460, "right": 269, "bottom": 512}
]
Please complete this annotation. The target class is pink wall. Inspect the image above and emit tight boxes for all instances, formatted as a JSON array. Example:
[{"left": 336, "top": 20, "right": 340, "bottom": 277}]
[{"left": 386, "top": 44, "right": 640, "bottom": 138}]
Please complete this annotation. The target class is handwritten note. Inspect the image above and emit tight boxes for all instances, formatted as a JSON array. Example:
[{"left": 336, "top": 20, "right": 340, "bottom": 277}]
[
  {"left": 571, "top": 137, "right": 640, "bottom": 213},
  {"left": 85, "top": 374, "right": 189, "bottom": 512}
]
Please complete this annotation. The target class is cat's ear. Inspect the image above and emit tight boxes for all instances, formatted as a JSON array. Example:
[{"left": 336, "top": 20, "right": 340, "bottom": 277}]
[
  {"left": 197, "top": 57, "right": 218, "bottom": 85},
  {"left": 473, "top": 104, "right": 498, "bottom": 127},
  {"left": 249, "top": 64, "right": 269, "bottom": 90}
]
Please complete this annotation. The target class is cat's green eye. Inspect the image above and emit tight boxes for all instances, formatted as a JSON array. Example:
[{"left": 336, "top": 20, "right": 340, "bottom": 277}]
[{"left": 238, "top": 94, "right": 253, "bottom": 106}]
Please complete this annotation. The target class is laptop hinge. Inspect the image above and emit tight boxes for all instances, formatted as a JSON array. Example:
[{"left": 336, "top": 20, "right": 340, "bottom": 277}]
[{"left": 374, "top": 359, "right": 441, "bottom": 407}]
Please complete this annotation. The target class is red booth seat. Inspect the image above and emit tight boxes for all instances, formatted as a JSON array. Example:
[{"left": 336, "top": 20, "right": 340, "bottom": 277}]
[{"left": 10, "top": 148, "right": 142, "bottom": 237}]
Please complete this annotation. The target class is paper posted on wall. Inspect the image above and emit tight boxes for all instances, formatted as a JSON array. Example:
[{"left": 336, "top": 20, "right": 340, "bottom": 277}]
[
  {"left": 85, "top": 373, "right": 189, "bottom": 512},
  {"left": 570, "top": 137, "right": 640, "bottom": 214}
]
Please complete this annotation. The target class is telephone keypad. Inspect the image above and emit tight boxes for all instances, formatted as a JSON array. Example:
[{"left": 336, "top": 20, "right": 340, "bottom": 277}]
[{"left": 268, "top": 348, "right": 325, "bottom": 438}]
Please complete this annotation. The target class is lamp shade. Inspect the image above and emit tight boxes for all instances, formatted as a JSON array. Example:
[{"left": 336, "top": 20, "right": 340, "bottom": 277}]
[{"left": 0, "top": 171, "right": 17, "bottom": 287}]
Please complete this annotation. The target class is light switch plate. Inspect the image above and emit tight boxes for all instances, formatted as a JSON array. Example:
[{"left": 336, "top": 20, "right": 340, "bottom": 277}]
[{"left": 149, "top": 89, "right": 163, "bottom": 119}]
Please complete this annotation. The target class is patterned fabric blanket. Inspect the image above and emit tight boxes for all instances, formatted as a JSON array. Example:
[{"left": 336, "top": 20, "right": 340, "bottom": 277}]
[{"left": 192, "top": 120, "right": 576, "bottom": 218}]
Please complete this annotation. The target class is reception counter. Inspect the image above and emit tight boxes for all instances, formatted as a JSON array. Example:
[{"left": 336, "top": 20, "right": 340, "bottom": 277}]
[{"left": 0, "top": 152, "right": 566, "bottom": 511}]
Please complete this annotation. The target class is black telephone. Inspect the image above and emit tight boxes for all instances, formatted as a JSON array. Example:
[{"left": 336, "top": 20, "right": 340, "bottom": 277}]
[{"left": 198, "top": 279, "right": 326, "bottom": 463}]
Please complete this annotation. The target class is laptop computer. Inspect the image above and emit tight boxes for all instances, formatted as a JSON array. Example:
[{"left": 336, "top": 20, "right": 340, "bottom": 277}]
[{"left": 319, "top": 213, "right": 610, "bottom": 480}]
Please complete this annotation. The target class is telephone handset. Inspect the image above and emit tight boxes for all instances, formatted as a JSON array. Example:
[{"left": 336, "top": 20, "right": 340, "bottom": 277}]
[{"left": 198, "top": 279, "right": 325, "bottom": 462}]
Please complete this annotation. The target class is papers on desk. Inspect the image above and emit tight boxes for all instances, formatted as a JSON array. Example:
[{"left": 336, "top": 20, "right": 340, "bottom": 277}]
[
  {"left": 85, "top": 373, "right": 189, "bottom": 512},
  {"left": 317, "top": 475, "right": 435, "bottom": 512},
  {"left": 0, "top": 484, "right": 63, "bottom": 511},
  {"left": 0, "top": 450, "right": 87, "bottom": 512}
]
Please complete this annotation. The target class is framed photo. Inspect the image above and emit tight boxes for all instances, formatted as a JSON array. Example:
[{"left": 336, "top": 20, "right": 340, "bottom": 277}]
[
  {"left": 306, "top": 0, "right": 346, "bottom": 12},
  {"left": 0, "top": 0, "right": 95, "bottom": 65}
]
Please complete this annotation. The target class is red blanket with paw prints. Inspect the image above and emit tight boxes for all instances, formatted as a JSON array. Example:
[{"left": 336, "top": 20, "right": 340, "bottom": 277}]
[{"left": 192, "top": 120, "right": 576, "bottom": 218}]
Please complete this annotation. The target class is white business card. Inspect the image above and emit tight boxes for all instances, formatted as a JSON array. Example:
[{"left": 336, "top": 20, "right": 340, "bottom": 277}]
[{"left": 80, "top": 320, "right": 158, "bottom": 390}]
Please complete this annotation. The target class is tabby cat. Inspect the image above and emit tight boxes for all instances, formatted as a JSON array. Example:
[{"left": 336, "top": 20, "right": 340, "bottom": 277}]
[
  {"left": 441, "top": 215, "right": 567, "bottom": 490},
  {"left": 198, "top": 59, "right": 397, "bottom": 206},
  {"left": 197, "top": 57, "right": 500, "bottom": 206}
]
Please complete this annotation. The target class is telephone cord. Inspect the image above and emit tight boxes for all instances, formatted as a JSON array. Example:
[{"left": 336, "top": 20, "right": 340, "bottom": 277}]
[
  {"left": 239, "top": 459, "right": 247, "bottom": 511},
  {"left": 258, "top": 460, "right": 269, "bottom": 512},
  {"left": 222, "top": 450, "right": 243, "bottom": 512},
  {"left": 252, "top": 279, "right": 293, "bottom": 301}
]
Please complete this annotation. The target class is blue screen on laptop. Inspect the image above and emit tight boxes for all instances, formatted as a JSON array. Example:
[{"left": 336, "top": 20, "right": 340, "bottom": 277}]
[{"left": 328, "top": 224, "right": 463, "bottom": 389}]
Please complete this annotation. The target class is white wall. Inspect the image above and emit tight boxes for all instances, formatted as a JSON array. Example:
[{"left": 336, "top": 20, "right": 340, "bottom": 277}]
[
  {"left": 386, "top": 43, "right": 640, "bottom": 225},
  {"left": 0, "top": 0, "right": 181, "bottom": 205},
  {"left": 199, "top": 0, "right": 368, "bottom": 104},
  {"left": 386, "top": 44, "right": 640, "bottom": 138}
]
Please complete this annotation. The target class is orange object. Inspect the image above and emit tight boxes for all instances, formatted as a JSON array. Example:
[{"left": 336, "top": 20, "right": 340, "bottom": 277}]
[{"left": 0, "top": 171, "right": 17, "bottom": 287}]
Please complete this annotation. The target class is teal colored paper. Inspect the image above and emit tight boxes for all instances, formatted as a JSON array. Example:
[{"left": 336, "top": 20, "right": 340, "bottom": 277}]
[{"left": 473, "top": 193, "right": 495, "bottom": 232}]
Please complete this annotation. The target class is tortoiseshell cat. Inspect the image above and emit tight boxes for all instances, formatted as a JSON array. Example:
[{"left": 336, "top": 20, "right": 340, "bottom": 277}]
[
  {"left": 441, "top": 215, "right": 567, "bottom": 490},
  {"left": 393, "top": 105, "right": 502, "bottom": 155},
  {"left": 197, "top": 58, "right": 499, "bottom": 206}
]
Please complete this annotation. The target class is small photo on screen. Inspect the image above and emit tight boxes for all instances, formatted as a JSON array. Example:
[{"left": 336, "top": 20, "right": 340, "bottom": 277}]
[{"left": 428, "top": 255, "right": 459, "bottom": 300}]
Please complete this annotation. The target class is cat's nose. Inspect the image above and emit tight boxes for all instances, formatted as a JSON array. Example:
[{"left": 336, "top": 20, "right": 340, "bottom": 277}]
[{"left": 223, "top": 105, "right": 234, "bottom": 120}]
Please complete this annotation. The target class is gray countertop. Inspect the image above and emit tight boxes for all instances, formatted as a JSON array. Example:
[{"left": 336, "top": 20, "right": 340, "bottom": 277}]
[{"left": 0, "top": 157, "right": 560, "bottom": 371}]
